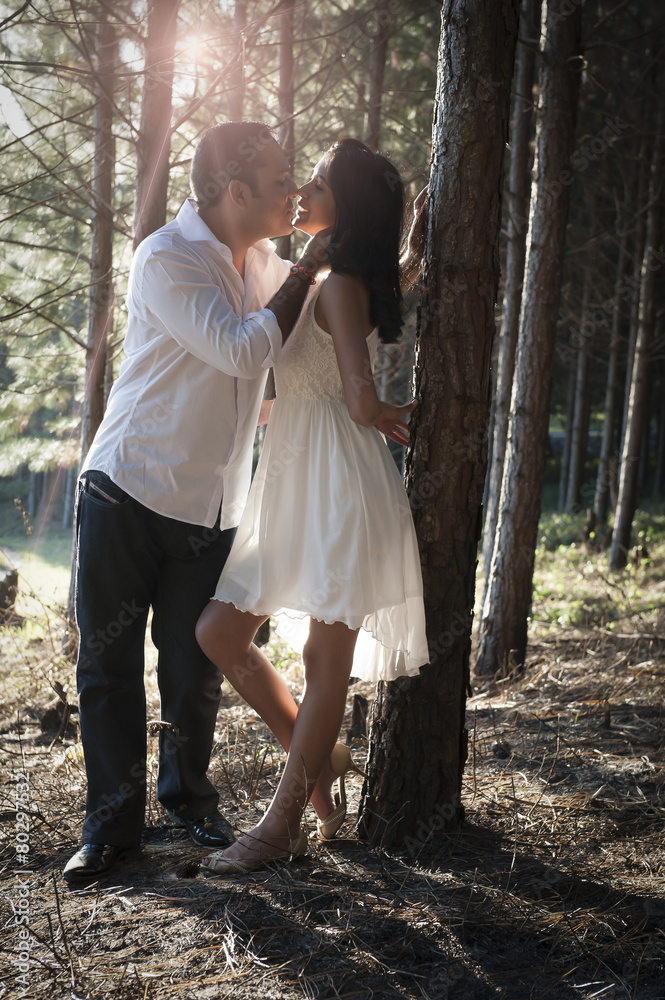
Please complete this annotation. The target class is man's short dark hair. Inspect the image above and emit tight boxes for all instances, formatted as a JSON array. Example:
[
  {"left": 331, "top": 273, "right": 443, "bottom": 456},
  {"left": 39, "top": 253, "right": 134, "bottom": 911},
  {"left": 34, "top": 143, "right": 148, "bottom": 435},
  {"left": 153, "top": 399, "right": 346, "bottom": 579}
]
[{"left": 190, "top": 121, "right": 276, "bottom": 209}]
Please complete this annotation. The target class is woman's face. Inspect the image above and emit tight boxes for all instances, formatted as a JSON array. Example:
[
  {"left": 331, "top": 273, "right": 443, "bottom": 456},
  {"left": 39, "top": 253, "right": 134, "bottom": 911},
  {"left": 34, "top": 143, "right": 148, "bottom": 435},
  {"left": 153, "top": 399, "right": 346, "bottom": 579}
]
[{"left": 292, "top": 155, "right": 336, "bottom": 235}]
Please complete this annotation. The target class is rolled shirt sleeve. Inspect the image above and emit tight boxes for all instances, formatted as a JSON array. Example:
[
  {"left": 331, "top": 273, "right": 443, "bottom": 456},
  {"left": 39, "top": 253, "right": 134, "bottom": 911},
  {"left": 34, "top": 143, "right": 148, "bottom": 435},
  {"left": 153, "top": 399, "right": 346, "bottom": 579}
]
[{"left": 139, "top": 246, "right": 282, "bottom": 378}]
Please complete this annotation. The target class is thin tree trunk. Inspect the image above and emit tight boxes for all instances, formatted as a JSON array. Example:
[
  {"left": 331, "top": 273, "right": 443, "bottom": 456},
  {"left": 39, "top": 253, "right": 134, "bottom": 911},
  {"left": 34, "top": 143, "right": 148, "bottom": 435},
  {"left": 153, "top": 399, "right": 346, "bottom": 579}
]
[
  {"left": 27, "top": 470, "right": 36, "bottom": 520},
  {"left": 566, "top": 274, "right": 592, "bottom": 510},
  {"left": 610, "top": 105, "right": 664, "bottom": 569},
  {"left": 133, "top": 0, "right": 180, "bottom": 249},
  {"left": 476, "top": 0, "right": 583, "bottom": 676},
  {"left": 595, "top": 222, "right": 629, "bottom": 523},
  {"left": 653, "top": 382, "right": 665, "bottom": 499},
  {"left": 558, "top": 367, "right": 575, "bottom": 510},
  {"left": 638, "top": 384, "right": 652, "bottom": 490},
  {"left": 620, "top": 135, "right": 650, "bottom": 452},
  {"left": 68, "top": 4, "right": 117, "bottom": 641},
  {"left": 274, "top": 0, "right": 295, "bottom": 261},
  {"left": 80, "top": 6, "right": 116, "bottom": 464},
  {"left": 62, "top": 462, "right": 75, "bottom": 530},
  {"left": 364, "top": 0, "right": 390, "bottom": 152},
  {"left": 357, "top": 0, "right": 518, "bottom": 848},
  {"left": 481, "top": 0, "right": 539, "bottom": 589},
  {"left": 228, "top": 0, "right": 247, "bottom": 121}
]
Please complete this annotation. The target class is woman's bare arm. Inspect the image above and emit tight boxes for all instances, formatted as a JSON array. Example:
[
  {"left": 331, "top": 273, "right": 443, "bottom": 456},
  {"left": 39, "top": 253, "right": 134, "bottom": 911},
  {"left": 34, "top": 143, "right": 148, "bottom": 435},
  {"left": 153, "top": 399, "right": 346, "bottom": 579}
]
[{"left": 318, "top": 273, "right": 416, "bottom": 446}]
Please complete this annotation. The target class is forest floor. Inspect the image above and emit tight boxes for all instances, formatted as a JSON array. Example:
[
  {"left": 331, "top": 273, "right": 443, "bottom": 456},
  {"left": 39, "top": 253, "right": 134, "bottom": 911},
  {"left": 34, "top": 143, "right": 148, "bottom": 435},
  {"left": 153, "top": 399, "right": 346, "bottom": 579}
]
[{"left": 1, "top": 523, "right": 665, "bottom": 1000}]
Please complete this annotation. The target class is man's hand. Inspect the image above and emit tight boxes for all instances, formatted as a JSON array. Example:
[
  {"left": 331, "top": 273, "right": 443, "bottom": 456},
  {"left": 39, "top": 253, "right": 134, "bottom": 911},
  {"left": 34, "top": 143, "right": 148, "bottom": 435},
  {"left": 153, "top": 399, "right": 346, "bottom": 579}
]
[
  {"left": 267, "top": 226, "right": 333, "bottom": 344},
  {"left": 375, "top": 398, "right": 417, "bottom": 447},
  {"left": 299, "top": 226, "right": 333, "bottom": 275}
]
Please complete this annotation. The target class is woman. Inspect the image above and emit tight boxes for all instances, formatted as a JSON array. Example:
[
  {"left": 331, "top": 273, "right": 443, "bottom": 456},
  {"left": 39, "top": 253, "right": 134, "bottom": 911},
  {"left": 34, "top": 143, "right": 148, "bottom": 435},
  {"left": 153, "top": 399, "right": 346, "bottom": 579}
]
[{"left": 196, "top": 138, "right": 429, "bottom": 874}]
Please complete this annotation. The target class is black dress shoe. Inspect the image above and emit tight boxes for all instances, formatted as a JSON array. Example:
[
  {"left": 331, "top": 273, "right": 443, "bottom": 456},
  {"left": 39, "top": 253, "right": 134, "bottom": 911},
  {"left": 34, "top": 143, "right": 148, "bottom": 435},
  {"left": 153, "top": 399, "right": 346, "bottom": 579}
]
[
  {"left": 177, "top": 811, "right": 235, "bottom": 848},
  {"left": 63, "top": 844, "right": 138, "bottom": 884}
]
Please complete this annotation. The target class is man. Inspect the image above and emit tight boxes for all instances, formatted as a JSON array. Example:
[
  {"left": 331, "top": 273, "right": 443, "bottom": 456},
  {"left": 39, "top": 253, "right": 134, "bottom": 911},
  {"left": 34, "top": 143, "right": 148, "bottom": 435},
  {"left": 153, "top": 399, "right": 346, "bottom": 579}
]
[{"left": 64, "top": 121, "right": 328, "bottom": 883}]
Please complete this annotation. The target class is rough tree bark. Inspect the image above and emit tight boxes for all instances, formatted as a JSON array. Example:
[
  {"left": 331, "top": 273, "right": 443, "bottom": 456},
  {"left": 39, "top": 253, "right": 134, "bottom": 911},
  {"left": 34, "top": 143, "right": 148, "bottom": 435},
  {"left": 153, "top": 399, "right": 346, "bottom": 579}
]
[
  {"left": 357, "top": 0, "right": 518, "bottom": 848},
  {"left": 476, "top": 0, "right": 583, "bottom": 675},
  {"left": 133, "top": 0, "right": 180, "bottom": 249},
  {"left": 363, "top": 0, "right": 390, "bottom": 152},
  {"left": 610, "top": 103, "right": 665, "bottom": 569},
  {"left": 481, "top": 0, "right": 539, "bottom": 589}
]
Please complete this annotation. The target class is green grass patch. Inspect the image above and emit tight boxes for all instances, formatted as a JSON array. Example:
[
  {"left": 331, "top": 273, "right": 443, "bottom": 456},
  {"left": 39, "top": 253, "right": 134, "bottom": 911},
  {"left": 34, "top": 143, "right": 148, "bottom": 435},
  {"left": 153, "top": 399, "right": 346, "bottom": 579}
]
[
  {"left": 0, "top": 531, "right": 73, "bottom": 613},
  {"left": 531, "top": 509, "right": 665, "bottom": 630}
]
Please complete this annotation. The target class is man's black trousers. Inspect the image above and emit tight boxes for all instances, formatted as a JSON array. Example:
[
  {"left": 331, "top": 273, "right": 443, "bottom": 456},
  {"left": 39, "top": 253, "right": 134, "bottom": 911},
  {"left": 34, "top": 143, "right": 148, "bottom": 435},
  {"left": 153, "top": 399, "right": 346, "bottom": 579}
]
[{"left": 74, "top": 470, "right": 235, "bottom": 847}]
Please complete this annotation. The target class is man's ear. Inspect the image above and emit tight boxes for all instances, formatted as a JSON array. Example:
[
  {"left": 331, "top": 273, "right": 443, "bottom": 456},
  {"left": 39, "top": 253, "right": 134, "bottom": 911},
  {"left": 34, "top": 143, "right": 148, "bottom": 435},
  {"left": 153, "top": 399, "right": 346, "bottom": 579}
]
[{"left": 227, "top": 178, "right": 251, "bottom": 209}]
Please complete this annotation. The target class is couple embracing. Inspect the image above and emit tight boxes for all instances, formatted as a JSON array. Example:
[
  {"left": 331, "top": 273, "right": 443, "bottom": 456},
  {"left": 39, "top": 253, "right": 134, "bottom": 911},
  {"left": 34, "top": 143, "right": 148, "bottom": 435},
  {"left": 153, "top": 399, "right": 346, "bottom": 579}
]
[{"left": 64, "top": 122, "right": 429, "bottom": 884}]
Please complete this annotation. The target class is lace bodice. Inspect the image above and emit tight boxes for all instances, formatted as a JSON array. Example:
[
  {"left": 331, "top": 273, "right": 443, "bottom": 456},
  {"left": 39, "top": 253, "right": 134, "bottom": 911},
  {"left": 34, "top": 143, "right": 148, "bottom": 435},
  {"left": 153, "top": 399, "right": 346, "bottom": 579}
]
[{"left": 274, "top": 280, "right": 378, "bottom": 402}]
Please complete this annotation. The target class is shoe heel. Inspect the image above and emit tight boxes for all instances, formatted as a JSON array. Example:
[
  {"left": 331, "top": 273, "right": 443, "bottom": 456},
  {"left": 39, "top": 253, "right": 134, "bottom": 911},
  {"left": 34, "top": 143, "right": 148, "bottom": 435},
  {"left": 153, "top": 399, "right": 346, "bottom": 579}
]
[
  {"left": 330, "top": 743, "right": 367, "bottom": 780},
  {"left": 317, "top": 744, "right": 367, "bottom": 842}
]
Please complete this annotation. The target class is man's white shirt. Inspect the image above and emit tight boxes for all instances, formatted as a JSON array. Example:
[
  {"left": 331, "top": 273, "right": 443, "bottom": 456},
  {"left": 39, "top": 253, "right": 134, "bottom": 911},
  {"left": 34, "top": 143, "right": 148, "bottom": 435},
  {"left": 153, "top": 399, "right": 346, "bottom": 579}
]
[{"left": 82, "top": 198, "right": 290, "bottom": 529}]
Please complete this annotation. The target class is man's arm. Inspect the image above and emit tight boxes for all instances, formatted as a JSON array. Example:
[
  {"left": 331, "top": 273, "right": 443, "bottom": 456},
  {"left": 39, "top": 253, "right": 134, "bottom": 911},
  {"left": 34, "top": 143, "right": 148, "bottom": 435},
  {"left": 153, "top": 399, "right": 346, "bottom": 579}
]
[
  {"left": 265, "top": 229, "right": 331, "bottom": 343},
  {"left": 137, "top": 231, "right": 330, "bottom": 380}
]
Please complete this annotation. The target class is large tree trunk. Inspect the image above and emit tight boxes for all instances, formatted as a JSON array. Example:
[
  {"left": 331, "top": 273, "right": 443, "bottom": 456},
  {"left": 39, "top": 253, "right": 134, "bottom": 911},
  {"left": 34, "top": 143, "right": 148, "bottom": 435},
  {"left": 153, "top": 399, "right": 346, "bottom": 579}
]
[
  {"left": 481, "top": 0, "right": 539, "bottom": 589},
  {"left": 80, "top": 5, "right": 116, "bottom": 463},
  {"left": 363, "top": 0, "right": 390, "bottom": 152},
  {"left": 133, "top": 0, "right": 180, "bottom": 249},
  {"left": 357, "top": 0, "right": 518, "bottom": 848},
  {"left": 274, "top": 0, "right": 295, "bottom": 261},
  {"left": 610, "top": 107, "right": 665, "bottom": 568},
  {"left": 594, "top": 221, "right": 629, "bottom": 524},
  {"left": 476, "top": 0, "right": 583, "bottom": 676}
]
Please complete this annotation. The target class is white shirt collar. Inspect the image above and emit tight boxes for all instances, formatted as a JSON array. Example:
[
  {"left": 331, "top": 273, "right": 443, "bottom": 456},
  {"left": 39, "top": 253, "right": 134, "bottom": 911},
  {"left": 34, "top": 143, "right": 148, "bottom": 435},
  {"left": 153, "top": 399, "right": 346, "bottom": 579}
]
[{"left": 176, "top": 198, "right": 277, "bottom": 258}]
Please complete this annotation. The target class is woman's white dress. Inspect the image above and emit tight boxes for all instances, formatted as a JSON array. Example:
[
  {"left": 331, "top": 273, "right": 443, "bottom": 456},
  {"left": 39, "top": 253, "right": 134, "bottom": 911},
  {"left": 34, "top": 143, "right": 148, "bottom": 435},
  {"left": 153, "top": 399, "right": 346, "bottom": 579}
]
[{"left": 212, "top": 279, "right": 429, "bottom": 683}]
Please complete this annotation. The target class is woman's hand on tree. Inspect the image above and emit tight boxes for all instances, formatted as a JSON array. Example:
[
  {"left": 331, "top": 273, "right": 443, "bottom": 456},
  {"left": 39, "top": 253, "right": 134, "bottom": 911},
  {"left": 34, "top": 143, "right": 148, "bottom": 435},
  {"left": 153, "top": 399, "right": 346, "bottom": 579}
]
[
  {"left": 375, "top": 398, "right": 417, "bottom": 447},
  {"left": 408, "top": 186, "right": 428, "bottom": 255},
  {"left": 400, "top": 187, "right": 428, "bottom": 288}
]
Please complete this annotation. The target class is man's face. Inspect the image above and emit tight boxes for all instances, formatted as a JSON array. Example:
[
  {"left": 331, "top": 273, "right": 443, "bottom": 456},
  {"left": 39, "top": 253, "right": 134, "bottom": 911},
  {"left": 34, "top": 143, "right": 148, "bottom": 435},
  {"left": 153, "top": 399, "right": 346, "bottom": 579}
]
[{"left": 246, "top": 140, "right": 298, "bottom": 240}]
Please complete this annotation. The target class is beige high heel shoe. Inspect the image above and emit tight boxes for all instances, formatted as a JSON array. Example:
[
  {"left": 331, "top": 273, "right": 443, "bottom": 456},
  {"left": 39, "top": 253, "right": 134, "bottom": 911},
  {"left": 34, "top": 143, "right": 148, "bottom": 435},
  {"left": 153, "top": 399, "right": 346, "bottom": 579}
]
[
  {"left": 201, "top": 830, "right": 308, "bottom": 876},
  {"left": 317, "top": 743, "right": 367, "bottom": 841}
]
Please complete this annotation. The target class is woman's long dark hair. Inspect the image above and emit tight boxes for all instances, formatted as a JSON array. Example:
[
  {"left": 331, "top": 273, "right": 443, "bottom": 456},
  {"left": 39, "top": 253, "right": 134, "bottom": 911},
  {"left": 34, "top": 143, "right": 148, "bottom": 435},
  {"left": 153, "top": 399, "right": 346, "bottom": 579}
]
[{"left": 325, "top": 138, "right": 404, "bottom": 344}]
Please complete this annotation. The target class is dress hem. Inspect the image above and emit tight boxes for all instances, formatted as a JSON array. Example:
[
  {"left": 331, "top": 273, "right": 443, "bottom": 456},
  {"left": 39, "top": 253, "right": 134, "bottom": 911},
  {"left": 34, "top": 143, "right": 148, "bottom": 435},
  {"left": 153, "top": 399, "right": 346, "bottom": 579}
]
[{"left": 210, "top": 595, "right": 428, "bottom": 672}]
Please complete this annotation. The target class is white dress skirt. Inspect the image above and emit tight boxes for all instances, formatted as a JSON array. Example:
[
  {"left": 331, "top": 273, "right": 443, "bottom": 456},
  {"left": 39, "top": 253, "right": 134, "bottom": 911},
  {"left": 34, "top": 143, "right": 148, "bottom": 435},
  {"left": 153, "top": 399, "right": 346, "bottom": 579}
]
[{"left": 212, "top": 279, "right": 429, "bottom": 683}]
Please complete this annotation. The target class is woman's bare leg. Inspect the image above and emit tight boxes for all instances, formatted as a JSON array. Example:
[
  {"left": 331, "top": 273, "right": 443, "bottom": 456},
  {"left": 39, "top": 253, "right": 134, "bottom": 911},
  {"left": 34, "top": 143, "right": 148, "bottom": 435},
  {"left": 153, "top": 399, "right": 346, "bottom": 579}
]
[
  {"left": 197, "top": 602, "right": 344, "bottom": 822},
  {"left": 196, "top": 601, "right": 299, "bottom": 749},
  {"left": 212, "top": 618, "right": 358, "bottom": 862}
]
